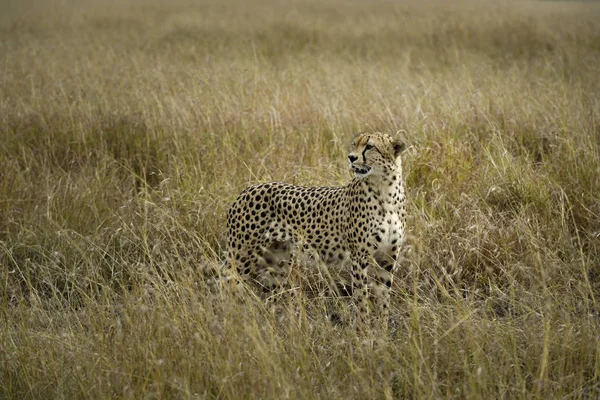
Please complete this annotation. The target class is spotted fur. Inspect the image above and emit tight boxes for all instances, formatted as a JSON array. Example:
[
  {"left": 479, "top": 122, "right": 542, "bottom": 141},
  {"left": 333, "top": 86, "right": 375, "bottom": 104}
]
[{"left": 225, "top": 132, "right": 407, "bottom": 323}]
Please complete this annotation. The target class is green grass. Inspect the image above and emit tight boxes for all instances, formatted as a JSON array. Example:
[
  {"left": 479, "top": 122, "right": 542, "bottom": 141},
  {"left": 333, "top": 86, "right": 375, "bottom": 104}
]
[{"left": 1, "top": 0, "right": 599, "bottom": 398}]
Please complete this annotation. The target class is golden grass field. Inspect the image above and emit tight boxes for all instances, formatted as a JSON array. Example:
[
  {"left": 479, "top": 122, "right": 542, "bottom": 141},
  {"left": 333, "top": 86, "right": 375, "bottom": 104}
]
[{"left": 1, "top": 0, "right": 599, "bottom": 398}]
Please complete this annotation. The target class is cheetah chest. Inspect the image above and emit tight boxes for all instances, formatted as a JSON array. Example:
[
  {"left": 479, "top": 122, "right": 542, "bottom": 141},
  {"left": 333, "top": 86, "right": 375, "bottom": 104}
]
[{"left": 369, "top": 203, "right": 404, "bottom": 251}]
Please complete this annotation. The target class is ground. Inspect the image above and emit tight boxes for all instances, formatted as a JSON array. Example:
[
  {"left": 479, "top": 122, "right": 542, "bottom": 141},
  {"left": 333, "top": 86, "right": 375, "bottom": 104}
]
[{"left": 0, "top": 0, "right": 599, "bottom": 398}]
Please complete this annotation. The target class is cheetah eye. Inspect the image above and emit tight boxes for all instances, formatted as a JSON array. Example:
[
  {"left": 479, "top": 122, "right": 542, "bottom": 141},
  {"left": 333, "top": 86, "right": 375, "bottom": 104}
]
[{"left": 365, "top": 144, "right": 374, "bottom": 150}]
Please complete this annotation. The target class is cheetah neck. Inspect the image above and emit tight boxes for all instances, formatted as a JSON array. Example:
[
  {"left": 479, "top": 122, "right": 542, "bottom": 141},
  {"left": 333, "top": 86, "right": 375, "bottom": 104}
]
[{"left": 351, "top": 166, "right": 405, "bottom": 208}]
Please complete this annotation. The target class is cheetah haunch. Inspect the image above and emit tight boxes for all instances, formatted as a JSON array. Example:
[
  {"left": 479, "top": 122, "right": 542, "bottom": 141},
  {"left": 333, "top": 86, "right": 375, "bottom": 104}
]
[{"left": 225, "top": 132, "right": 407, "bottom": 323}]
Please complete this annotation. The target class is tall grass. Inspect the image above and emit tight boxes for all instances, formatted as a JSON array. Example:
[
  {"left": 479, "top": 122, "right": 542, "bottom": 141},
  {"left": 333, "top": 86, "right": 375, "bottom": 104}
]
[{"left": 1, "top": 0, "right": 599, "bottom": 398}]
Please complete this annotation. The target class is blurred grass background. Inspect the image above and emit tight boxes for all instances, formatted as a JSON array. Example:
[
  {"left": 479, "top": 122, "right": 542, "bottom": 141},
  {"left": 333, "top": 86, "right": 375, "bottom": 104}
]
[{"left": 1, "top": 0, "right": 599, "bottom": 398}]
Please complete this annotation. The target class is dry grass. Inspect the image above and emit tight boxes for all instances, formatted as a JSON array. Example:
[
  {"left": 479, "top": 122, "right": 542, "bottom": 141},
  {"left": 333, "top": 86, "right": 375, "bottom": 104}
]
[{"left": 1, "top": 0, "right": 600, "bottom": 398}]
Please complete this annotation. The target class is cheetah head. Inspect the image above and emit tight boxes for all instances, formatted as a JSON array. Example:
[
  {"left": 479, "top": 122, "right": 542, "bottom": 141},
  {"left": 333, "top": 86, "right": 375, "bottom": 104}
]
[{"left": 348, "top": 132, "right": 405, "bottom": 179}]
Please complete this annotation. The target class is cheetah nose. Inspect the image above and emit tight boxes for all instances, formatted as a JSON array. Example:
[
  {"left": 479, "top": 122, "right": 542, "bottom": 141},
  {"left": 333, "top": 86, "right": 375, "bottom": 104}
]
[{"left": 348, "top": 155, "right": 358, "bottom": 163}]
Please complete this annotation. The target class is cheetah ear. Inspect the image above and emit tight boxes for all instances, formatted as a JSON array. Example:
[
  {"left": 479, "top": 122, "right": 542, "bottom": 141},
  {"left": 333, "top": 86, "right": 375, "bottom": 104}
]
[{"left": 392, "top": 140, "right": 406, "bottom": 157}]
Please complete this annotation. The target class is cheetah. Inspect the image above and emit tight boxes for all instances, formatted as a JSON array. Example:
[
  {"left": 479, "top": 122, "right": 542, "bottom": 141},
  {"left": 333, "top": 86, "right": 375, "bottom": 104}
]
[{"left": 225, "top": 132, "right": 407, "bottom": 323}]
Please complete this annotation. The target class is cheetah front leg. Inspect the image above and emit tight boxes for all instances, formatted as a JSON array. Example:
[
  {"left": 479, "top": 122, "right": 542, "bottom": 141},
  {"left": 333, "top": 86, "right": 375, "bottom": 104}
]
[
  {"left": 351, "top": 256, "right": 370, "bottom": 324},
  {"left": 372, "top": 251, "right": 398, "bottom": 325}
]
